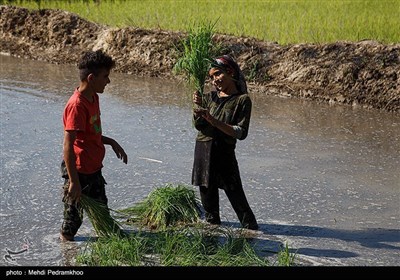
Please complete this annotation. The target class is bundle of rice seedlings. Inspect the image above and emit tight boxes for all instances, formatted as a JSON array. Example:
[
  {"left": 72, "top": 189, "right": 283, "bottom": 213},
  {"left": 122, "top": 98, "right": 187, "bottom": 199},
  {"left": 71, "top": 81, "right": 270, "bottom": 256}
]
[
  {"left": 173, "top": 20, "right": 222, "bottom": 100},
  {"left": 120, "top": 184, "right": 202, "bottom": 230},
  {"left": 76, "top": 234, "right": 147, "bottom": 266},
  {"left": 80, "top": 194, "right": 126, "bottom": 238}
]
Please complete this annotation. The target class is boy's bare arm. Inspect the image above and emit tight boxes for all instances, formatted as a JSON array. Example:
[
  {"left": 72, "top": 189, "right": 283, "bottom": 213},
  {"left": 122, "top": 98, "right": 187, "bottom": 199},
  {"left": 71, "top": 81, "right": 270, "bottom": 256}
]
[
  {"left": 63, "top": 130, "right": 81, "bottom": 202},
  {"left": 102, "top": 135, "right": 128, "bottom": 164}
]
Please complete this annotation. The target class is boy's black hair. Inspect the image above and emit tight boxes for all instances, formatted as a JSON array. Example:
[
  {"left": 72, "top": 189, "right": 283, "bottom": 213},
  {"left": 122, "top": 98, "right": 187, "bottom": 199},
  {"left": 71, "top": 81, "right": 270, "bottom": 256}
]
[{"left": 78, "top": 49, "right": 115, "bottom": 81}]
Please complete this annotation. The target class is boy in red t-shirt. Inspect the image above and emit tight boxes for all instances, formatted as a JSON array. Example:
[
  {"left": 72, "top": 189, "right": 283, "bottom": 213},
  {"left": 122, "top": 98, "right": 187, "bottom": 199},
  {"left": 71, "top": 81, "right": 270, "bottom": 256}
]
[{"left": 60, "top": 50, "right": 128, "bottom": 241}]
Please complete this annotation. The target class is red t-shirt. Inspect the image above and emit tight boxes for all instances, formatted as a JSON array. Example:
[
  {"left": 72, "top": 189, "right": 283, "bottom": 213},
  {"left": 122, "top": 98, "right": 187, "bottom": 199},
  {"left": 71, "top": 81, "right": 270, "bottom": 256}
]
[{"left": 63, "top": 88, "right": 105, "bottom": 174}]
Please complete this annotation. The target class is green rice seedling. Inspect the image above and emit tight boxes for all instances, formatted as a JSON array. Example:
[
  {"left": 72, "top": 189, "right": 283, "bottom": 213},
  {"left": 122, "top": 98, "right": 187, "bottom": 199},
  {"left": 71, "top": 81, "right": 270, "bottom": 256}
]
[
  {"left": 276, "top": 242, "right": 297, "bottom": 266},
  {"left": 14, "top": 1, "right": 399, "bottom": 44},
  {"left": 155, "top": 226, "right": 221, "bottom": 266},
  {"left": 173, "top": 20, "right": 222, "bottom": 100},
  {"left": 74, "top": 191, "right": 273, "bottom": 267},
  {"left": 76, "top": 234, "right": 146, "bottom": 266},
  {"left": 80, "top": 194, "right": 126, "bottom": 239},
  {"left": 120, "top": 184, "right": 202, "bottom": 230},
  {"left": 204, "top": 240, "right": 269, "bottom": 266},
  {"left": 156, "top": 226, "right": 269, "bottom": 266},
  {"left": 74, "top": 220, "right": 271, "bottom": 266},
  {"left": 201, "top": 226, "right": 269, "bottom": 266},
  {"left": 155, "top": 229, "right": 200, "bottom": 266}
]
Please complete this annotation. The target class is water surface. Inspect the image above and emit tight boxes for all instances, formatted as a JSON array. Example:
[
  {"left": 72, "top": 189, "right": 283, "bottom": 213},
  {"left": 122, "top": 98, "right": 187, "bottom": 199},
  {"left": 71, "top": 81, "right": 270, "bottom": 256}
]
[{"left": 0, "top": 55, "right": 399, "bottom": 266}]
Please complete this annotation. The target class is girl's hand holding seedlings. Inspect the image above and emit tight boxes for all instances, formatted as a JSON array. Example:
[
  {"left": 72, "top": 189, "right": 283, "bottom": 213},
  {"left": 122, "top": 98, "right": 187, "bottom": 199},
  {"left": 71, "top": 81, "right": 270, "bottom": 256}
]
[
  {"left": 192, "top": 91, "right": 202, "bottom": 106},
  {"left": 192, "top": 90, "right": 217, "bottom": 125},
  {"left": 193, "top": 107, "right": 218, "bottom": 126}
]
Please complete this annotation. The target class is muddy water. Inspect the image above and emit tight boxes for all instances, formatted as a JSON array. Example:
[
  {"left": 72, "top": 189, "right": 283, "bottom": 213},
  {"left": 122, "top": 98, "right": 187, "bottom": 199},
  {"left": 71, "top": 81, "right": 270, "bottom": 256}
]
[{"left": 0, "top": 55, "right": 399, "bottom": 266}]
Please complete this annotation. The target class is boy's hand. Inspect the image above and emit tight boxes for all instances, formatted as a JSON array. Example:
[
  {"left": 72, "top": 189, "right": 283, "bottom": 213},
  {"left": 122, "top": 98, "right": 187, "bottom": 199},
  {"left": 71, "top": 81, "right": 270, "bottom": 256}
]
[{"left": 112, "top": 142, "right": 128, "bottom": 164}]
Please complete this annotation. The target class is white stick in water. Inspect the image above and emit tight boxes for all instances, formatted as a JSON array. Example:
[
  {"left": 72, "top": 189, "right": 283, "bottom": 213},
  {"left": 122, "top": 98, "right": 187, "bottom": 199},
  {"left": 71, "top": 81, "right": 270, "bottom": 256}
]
[{"left": 138, "top": 157, "right": 163, "bottom": 163}]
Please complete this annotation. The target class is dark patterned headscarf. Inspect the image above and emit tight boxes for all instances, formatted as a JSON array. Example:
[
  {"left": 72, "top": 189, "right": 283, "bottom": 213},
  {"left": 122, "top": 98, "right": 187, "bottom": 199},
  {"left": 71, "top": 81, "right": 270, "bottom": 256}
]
[{"left": 211, "top": 55, "right": 248, "bottom": 94}]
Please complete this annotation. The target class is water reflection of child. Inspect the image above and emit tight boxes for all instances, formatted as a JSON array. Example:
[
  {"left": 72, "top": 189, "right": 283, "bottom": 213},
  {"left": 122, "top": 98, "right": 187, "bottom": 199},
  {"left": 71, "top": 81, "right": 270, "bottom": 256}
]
[
  {"left": 192, "top": 55, "right": 258, "bottom": 230},
  {"left": 60, "top": 50, "right": 128, "bottom": 241}
]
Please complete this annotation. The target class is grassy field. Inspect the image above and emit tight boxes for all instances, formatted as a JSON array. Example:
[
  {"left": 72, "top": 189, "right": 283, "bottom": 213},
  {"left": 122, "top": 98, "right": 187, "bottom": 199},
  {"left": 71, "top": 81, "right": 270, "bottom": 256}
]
[{"left": 3, "top": 0, "right": 399, "bottom": 45}]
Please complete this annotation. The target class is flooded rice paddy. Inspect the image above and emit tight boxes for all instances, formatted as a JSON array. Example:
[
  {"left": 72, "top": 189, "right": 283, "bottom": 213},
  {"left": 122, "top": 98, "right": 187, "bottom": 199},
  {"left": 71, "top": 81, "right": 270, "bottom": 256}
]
[{"left": 0, "top": 54, "right": 399, "bottom": 266}]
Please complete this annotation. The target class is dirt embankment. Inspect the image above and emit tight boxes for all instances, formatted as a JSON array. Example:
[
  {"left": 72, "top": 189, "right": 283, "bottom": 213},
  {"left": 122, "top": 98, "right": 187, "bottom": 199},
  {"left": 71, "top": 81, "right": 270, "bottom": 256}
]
[{"left": 1, "top": 5, "right": 399, "bottom": 112}]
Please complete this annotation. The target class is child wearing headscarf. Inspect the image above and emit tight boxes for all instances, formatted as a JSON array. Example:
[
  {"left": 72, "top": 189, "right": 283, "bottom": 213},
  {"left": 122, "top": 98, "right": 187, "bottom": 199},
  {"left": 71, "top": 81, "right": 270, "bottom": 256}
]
[{"left": 191, "top": 55, "right": 258, "bottom": 230}]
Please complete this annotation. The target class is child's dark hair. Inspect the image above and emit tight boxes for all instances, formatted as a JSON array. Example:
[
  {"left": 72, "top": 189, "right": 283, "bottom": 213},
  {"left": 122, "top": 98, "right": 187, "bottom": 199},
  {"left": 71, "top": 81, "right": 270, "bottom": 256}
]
[
  {"left": 210, "top": 55, "right": 248, "bottom": 93},
  {"left": 78, "top": 49, "right": 115, "bottom": 81}
]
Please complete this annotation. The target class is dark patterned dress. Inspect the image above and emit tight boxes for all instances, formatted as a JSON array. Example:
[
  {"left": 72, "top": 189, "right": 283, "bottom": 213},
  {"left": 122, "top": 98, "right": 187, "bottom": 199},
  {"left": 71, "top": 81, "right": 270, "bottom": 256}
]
[{"left": 192, "top": 91, "right": 258, "bottom": 229}]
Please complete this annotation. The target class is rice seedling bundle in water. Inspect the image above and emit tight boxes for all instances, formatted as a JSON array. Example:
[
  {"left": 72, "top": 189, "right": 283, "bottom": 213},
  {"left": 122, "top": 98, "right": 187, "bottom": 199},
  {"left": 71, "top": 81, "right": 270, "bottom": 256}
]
[
  {"left": 122, "top": 184, "right": 202, "bottom": 230},
  {"left": 80, "top": 194, "right": 126, "bottom": 238}
]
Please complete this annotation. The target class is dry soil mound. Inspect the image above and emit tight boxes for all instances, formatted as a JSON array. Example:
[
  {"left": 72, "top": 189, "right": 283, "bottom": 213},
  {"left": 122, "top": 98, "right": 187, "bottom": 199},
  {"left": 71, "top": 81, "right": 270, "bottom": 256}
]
[{"left": 1, "top": 5, "right": 399, "bottom": 112}]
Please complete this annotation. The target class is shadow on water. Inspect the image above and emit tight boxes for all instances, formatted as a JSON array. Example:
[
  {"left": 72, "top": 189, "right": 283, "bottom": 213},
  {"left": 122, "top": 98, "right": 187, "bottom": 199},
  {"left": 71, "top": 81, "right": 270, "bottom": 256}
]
[{"left": 224, "top": 221, "right": 399, "bottom": 259}]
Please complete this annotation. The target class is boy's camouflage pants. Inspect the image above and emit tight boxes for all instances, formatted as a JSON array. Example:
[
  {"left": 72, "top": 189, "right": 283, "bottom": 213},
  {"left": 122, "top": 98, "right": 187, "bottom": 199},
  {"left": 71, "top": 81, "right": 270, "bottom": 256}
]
[{"left": 61, "top": 170, "right": 108, "bottom": 237}]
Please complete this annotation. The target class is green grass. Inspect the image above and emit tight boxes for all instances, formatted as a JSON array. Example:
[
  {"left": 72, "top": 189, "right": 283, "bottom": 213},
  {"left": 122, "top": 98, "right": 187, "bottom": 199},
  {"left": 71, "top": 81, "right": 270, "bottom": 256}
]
[
  {"left": 76, "top": 184, "right": 297, "bottom": 266},
  {"left": 75, "top": 234, "right": 147, "bottom": 266},
  {"left": 3, "top": 0, "right": 399, "bottom": 44},
  {"left": 119, "top": 184, "right": 202, "bottom": 230},
  {"left": 155, "top": 226, "right": 270, "bottom": 266},
  {"left": 276, "top": 242, "right": 297, "bottom": 266},
  {"left": 80, "top": 194, "right": 126, "bottom": 239},
  {"left": 76, "top": 225, "right": 279, "bottom": 266},
  {"left": 173, "top": 20, "right": 222, "bottom": 97},
  {"left": 74, "top": 184, "right": 297, "bottom": 266}
]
